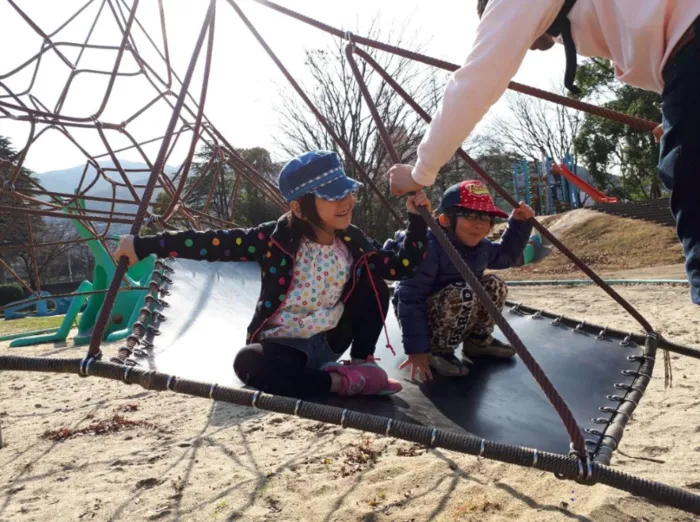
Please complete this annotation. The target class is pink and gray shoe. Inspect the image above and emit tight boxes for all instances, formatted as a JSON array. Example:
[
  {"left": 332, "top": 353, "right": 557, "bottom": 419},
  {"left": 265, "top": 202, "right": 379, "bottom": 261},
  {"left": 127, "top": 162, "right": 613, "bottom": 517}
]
[{"left": 322, "top": 357, "right": 402, "bottom": 396}]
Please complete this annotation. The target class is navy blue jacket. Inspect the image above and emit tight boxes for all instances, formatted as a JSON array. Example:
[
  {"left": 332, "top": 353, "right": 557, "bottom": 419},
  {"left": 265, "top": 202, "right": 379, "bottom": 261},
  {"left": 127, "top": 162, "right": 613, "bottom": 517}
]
[{"left": 389, "top": 219, "right": 533, "bottom": 354}]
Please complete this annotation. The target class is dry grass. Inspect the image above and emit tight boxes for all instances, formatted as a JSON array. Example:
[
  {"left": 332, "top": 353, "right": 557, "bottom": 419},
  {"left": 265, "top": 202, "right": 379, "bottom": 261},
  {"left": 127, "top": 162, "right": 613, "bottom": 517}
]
[{"left": 493, "top": 210, "right": 684, "bottom": 279}]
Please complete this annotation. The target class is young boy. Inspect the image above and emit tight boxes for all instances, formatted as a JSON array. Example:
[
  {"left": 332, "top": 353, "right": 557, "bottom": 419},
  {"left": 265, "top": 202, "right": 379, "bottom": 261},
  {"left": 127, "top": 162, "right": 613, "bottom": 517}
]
[
  {"left": 390, "top": 180, "right": 534, "bottom": 380},
  {"left": 388, "top": 1, "right": 700, "bottom": 306}
]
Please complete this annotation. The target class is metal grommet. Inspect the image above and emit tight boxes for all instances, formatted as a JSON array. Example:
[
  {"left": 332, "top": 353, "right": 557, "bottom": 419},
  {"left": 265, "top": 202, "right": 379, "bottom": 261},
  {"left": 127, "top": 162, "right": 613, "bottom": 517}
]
[
  {"left": 551, "top": 315, "right": 563, "bottom": 326},
  {"left": 610, "top": 394, "right": 638, "bottom": 407},
  {"left": 340, "top": 409, "right": 348, "bottom": 428},
  {"left": 509, "top": 303, "right": 523, "bottom": 315},
  {"left": 385, "top": 419, "right": 393, "bottom": 437},
  {"left": 294, "top": 399, "right": 302, "bottom": 416},
  {"left": 166, "top": 375, "right": 176, "bottom": 391},
  {"left": 595, "top": 327, "right": 609, "bottom": 340},
  {"left": 531, "top": 310, "right": 543, "bottom": 319},
  {"left": 430, "top": 428, "right": 437, "bottom": 447},
  {"left": 147, "top": 325, "right": 161, "bottom": 336},
  {"left": 584, "top": 428, "right": 603, "bottom": 437},
  {"left": 531, "top": 449, "right": 538, "bottom": 468},
  {"left": 209, "top": 383, "right": 217, "bottom": 399},
  {"left": 591, "top": 417, "right": 610, "bottom": 425},
  {"left": 621, "top": 369, "right": 640, "bottom": 377},
  {"left": 574, "top": 321, "right": 586, "bottom": 334},
  {"left": 251, "top": 390, "right": 261, "bottom": 408},
  {"left": 620, "top": 332, "right": 634, "bottom": 347}
]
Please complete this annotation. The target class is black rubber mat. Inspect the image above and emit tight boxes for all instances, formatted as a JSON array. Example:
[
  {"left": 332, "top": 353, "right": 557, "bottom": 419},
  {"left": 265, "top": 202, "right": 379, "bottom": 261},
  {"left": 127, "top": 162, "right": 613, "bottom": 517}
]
[{"left": 130, "top": 258, "right": 646, "bottom": 455}]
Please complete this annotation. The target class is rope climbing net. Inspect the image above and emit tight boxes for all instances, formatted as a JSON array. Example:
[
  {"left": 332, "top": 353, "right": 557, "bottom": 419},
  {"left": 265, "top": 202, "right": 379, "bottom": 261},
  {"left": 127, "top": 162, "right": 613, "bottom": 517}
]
[{"left": 1, "top": 0, "right": 700, "bottom": 515}]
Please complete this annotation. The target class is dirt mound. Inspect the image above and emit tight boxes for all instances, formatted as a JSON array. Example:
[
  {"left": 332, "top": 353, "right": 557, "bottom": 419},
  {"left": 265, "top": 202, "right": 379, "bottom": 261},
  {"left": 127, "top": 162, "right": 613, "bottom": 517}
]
[{"left": 492, "top": 209, "right": 684, "bottom": 280}]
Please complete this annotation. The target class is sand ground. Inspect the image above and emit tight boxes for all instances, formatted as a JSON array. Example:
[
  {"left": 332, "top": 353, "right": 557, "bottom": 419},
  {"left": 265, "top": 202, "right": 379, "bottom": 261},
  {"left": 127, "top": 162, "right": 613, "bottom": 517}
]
[{"left": 1, "top": 280, "right": 699, "bottom": 522}]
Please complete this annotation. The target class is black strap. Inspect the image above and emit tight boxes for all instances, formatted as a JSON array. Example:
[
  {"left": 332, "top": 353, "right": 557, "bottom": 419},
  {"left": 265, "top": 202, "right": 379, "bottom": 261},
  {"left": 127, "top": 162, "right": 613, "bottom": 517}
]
[{"left": 546, "top": 0, "right": 581, "bottom": 95}]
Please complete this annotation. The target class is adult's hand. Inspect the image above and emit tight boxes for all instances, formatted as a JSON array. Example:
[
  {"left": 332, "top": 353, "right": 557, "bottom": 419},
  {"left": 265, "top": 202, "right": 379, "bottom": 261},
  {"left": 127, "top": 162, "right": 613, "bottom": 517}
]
[
  {"left": 653, "top": 124, "right": 664, "bottom": 144},
  {"left": 387, "top": 164, "right": 424, "bottom": 196}
]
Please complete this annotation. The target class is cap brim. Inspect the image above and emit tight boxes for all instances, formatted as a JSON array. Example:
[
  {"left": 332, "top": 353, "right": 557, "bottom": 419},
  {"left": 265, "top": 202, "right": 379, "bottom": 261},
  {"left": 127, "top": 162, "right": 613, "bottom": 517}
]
[
  {"left": 454, "top": 203, "right": 509, "bottom": 219},
  {"left": 313, "top": 176, "right": 363, "bottom": 201}
]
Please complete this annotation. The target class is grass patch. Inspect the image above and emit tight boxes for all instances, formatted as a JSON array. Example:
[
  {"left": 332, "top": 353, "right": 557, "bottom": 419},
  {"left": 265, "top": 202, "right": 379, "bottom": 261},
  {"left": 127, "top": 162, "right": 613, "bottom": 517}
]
[{"left": 0, "top": 314, "right": 76, "bottom": 336}]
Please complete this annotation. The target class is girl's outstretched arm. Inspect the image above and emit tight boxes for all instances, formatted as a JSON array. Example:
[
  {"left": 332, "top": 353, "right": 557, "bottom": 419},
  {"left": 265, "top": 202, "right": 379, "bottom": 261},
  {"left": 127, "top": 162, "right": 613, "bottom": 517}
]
[{"left": 116, "top": 223, "right": 275, "bottom": 265}]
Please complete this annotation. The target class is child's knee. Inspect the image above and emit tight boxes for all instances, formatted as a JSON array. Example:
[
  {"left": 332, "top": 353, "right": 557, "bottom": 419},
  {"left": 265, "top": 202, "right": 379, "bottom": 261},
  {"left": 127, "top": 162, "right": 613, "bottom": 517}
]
[
  {"left": 482, "top": 274, "right": 508, "bottom": 299},
  {"left": 233, "top": 344, "right": 265, "bottom": 384}
]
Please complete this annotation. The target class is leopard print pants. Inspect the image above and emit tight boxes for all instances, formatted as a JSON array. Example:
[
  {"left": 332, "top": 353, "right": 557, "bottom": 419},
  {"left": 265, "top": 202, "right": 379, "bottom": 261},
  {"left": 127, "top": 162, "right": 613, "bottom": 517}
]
[{"left": 427, "top": 274, "right": 508, "bottom": 354}]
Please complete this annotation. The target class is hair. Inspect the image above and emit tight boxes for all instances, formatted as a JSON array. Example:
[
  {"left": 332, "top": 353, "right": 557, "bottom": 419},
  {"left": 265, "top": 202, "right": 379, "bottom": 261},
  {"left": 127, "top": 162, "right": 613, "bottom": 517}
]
[
  {"left": 477, "top": 0, "right": 489, "bottom": 18},
  {"left": 288, "top": 193, "right": 325, "bottom": 243}
]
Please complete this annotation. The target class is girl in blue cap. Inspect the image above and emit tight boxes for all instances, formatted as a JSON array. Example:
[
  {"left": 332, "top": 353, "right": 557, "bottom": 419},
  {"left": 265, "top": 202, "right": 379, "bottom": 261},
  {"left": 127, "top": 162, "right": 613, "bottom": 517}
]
[
  {"left": 116, "top": 150, "right": 430, "bottom": 398},
  {"left": 389, "top": 180, "right": 534, "bottom": 380}
]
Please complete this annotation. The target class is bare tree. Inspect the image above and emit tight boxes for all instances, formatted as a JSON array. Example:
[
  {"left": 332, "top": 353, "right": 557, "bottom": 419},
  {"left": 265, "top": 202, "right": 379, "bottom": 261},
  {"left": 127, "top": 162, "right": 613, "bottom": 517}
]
[
  {"left": 488, "top": 87, "right": 583, "bottom": 163},
  {"left": 274, "top": 20, "right": 463, "bottom": 238},
  {"left": 10, "top": 220, "right": 81, "bottom": 289}
]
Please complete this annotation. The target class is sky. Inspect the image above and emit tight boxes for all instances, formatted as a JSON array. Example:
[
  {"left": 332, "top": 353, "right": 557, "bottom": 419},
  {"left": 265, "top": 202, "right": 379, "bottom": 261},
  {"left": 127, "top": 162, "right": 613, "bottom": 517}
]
[{"left": 0, "top": 0, "right": 567, "bottom": 174}]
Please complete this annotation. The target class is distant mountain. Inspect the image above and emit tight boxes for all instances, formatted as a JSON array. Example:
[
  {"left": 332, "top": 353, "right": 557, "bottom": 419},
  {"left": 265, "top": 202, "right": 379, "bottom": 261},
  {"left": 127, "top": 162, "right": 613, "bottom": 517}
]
[
  {"left": 37, "top": 159, "right": 178, "bottom": 197},
  {"left": 36, "top": 160, "right": 179, "bottom": 226}
]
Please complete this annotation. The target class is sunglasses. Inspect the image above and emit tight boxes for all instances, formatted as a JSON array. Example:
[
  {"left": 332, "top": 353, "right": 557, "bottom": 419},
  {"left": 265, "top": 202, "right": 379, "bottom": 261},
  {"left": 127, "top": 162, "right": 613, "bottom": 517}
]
[{"left": 454, "top": 209, "right": 494, "bottom": 223}]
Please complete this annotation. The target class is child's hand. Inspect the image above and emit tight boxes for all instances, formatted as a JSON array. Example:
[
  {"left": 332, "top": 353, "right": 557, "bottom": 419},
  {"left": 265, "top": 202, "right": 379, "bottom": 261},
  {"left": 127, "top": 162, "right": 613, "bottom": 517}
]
[
  {"left": 399, "top": 353, "right": 433, "bottom": 382},
  {"left": 114, "top": 235, "right": 139, "bottom": 266},
  {"left": 511, "top": 202, "right": 535, "bottom": 221},
  {"left": 406, "top": 191, "right": 432, "bottom": 215}
]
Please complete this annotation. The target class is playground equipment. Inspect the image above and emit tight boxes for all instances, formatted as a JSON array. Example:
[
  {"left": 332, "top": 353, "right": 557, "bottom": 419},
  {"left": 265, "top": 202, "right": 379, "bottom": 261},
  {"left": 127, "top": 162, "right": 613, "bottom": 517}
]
[
  {"left": 513, "top": 153, "right": 616, "bottom": 216},
  {"left": 4, "top": 1, "right": 700, "bottom": 516},
  {"left": 3, "top": 291, "right": 72, "bottom": 320},
  {"left": 521, "top": 233, "right": 543, "bottom": 265},
  {"left": 553, "top": 162, "right": 618, "bottom": 204},
  {"left": 2, "top": 200, "right": 155, "bottom": 347}
]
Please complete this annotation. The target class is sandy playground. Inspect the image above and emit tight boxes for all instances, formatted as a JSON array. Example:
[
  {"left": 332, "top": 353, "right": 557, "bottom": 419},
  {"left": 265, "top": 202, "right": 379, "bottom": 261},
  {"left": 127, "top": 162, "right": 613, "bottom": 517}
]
[{"left": 1, "top": 273, "right": 700, "bottom": 522}]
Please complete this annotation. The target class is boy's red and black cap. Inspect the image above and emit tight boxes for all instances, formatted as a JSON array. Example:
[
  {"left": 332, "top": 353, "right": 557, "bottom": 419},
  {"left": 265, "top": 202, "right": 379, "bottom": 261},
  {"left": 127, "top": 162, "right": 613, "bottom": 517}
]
[{"left": 439, "top": 180, "right": 509, "bottom": 219}]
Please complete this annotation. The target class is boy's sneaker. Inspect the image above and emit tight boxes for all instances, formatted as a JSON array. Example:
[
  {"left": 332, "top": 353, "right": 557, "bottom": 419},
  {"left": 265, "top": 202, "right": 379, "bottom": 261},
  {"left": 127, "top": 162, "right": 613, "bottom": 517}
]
[
  {"left": 322, "top": 359, "right": 402, "bottom": 396},
  {"left": 429, "top": 353, "right": 470, "bottom": 377},
  {"left": 462, "top": 335, "right": 516, "bottom": 359}
]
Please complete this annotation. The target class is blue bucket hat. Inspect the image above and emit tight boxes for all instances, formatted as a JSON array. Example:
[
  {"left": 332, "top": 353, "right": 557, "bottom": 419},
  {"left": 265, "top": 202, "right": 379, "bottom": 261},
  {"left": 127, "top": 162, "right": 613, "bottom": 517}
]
[{"left": 278, "top": 150, "right": 362, "bottom": 203}]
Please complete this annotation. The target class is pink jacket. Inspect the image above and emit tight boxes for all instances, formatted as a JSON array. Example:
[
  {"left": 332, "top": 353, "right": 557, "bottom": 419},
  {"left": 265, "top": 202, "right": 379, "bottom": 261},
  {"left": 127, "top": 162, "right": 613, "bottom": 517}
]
[{"left": 413, "top": 0, "right": 700, "bottom": 186}]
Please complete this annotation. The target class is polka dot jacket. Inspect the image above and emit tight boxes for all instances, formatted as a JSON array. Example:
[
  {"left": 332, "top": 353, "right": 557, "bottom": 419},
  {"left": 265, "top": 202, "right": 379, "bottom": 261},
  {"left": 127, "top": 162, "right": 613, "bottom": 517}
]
[{"left": 133, "top": 212, "right": 428, "bottom": 344}]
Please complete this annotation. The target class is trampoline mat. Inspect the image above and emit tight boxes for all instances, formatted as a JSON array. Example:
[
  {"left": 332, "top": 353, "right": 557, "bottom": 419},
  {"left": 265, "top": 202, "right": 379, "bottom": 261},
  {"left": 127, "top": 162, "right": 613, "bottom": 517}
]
[{"left": 128, "top": 258, "right": 646, "bottom": 455}]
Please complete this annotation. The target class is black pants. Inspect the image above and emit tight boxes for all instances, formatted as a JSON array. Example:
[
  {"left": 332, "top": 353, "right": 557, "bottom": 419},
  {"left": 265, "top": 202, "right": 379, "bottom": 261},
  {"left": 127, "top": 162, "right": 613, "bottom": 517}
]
[
  {"left": 233, "top": 271, "right": 390, "bottom": 397},
  {"left": 660, "top": 17, "right": 700, "bottom": 305}
]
